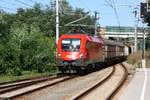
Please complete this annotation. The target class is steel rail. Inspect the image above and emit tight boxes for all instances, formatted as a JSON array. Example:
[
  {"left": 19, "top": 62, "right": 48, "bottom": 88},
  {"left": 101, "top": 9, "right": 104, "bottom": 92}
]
[
  {"left": 0, "top": 74, "right": 54, "bottom": 85},
  {"left": 0, "top": 75, "right": 77, "bottom": 99},
  {"left": 71, "top": 66, "right": 116, "bottom": 100},
  {"left": 0, "top": 73, "right": 65, "bottom": 88},
  {"left": 71, "top": 63, "right": 128, "bottom": 100},
  {"left": 106, "top": 63, "right": 128, "bottom": 100},
  {"left": 0, "top": 75, "right": 65, "bottom": 94}
]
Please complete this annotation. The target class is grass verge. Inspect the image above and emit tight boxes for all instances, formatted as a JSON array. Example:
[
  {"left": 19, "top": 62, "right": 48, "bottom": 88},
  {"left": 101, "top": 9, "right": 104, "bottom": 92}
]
[
  {"left": 146, "top": 51, "right": 150, "bottom": 68},
  {"left": 127, "top": 51, "right": 142, "bottom": 69},
  {"left": 127, "top": 50, "right": 150, "bottom": 68},
  {"left": 0, "top": 70, "right": 58, "bottom": 84}
]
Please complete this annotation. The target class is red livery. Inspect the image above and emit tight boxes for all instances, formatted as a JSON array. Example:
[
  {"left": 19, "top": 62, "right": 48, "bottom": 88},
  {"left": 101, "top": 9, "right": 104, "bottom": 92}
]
[{"left": 56, "top": 33, "right": 128, "bottom": 73}]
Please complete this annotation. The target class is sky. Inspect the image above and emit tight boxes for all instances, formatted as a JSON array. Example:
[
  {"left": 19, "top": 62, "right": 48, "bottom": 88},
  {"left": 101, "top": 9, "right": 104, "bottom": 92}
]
[{"left": 0, "top": 0, "right": 145, "bottom": 27}]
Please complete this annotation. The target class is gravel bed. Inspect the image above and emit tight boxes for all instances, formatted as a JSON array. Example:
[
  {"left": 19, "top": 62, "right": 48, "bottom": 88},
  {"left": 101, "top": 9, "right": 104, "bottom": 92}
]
[
  {"left": 112, "top": 62, "right": 135, "bottom": 100},
  {"left": 15, "top": 67, "right": 113, "bottom": 100},
  {"left": 81, "top": 64, "right": 125, "bottom": 100},
  {"left": 0, "top": 76, "right": 70, "bottom": 98}
]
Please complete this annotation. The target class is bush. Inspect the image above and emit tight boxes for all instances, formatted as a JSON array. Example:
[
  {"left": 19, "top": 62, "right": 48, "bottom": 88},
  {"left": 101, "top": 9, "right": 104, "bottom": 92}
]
[
  {"left": 0, "top": 24, "right": 56, "bottom": 75},
  {"left": 127, "top": 51, "right": 142, "bottom": 67}
]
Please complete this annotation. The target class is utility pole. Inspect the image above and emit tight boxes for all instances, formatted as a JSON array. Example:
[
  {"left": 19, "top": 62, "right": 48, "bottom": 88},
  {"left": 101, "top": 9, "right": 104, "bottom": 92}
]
[
  {"left": 142, "top": 27, "right": 146, "bottom": 68},
  {"left": 133, "top": 8, "right": 139, "bottom": 52},
  {"left": 56, "top": 0, "right": 59, "bottom": 44},
  {"left": 94, "top": 11, "right": 98, "bottom": 36},
  {"left": 141, "top": 0, "right": 147, "bottom": 69},
  {"left": 140, "top": 1, "right": 147, "bottom": 100}
]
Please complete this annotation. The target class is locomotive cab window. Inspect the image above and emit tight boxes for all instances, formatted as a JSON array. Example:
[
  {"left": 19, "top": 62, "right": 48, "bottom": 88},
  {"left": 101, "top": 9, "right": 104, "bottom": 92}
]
[{"left": 62, "top": 39, "right": 80, "bottom": 52}]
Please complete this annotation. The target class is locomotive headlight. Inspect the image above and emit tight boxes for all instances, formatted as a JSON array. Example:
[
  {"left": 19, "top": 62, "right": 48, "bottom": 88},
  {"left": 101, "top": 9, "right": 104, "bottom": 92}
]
[
  {"left": 80, "top": 53, "right": 83, "bottom": 58},
  {"left": 58, "top": 53, "right": 61, "bottom": 57}
]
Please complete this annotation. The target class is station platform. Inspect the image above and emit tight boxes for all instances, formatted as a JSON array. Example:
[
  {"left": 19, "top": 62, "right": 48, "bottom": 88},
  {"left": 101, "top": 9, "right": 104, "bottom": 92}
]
[{"left": 119, "top": 68, "right": 150, "bottom": 100}]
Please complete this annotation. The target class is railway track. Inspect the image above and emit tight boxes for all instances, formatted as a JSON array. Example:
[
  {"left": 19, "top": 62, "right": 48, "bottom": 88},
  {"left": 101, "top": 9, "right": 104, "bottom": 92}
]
[
  {"left": 107, "top": 63, "right": 128, "bottom": 99},
  {"left": 0, "top": 74, "right": 54, "bottom": 85},
  {"left": 0, "top": 74, "right": 65, "bottom": 94},
  {"left": 0, "top": 63, "right": 128, "bottom": 100},
  {"left": 70, "top": 63, "right": 128, "bottom": 100},
  {"left": 0, "top": 74, "right": 77, "bottom": 99}
]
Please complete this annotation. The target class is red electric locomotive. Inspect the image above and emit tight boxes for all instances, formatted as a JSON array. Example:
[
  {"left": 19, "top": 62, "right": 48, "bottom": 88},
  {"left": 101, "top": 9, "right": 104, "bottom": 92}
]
[{"left": 56, "top": 33, "right": 104, "bottom": 73}]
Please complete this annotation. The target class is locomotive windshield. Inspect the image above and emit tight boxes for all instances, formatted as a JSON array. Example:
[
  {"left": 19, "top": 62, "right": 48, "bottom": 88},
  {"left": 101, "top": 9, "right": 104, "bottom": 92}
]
[{"left": 62, "top": 39, "right": 80, "bottom": 52}]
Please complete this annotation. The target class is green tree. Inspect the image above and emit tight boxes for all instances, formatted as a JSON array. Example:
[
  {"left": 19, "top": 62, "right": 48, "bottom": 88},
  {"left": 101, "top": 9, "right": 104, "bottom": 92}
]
[{"left": 0, "top": 1, "right": 94, "bottom": 75}]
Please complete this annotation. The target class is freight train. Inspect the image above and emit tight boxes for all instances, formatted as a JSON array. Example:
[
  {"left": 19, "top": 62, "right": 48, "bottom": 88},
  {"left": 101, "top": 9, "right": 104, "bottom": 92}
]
[{"left": 55, "top": 33, "right": 132, "bottom": 74}]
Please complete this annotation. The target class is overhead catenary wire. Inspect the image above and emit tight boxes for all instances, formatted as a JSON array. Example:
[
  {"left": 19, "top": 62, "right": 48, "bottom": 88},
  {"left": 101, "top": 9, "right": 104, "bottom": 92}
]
[
  {"left": 59, "top": 2, "right": 83, "bottom": 16},
  {"left": 26, "top": 0, "right": 46, "bottom": 8},
  {"left": 14, "top": 0, "right": 32, "bottom": 8},
  {"left": 29, "top": 0, "right": 45, "bottom": 8},
  {"left": 26, "top": 0, "right": 35, "bottom": 3},
  {"left": 0, "top": 0, "right": 44, "bottom": 11},
  {"left": 104, "top": 0, "right": 114, "bottom": 8},
  {"left": 0, "top": 6, "right": 16, "bottom": 12},
  {"left": 0, "top": 0, "right": 19, "bottom": 6},
  {"left": 99, "top": 4, "right": 139, "bottom": 7},
  {"left": 0, "top": 0, "right": 47, "bottom": 13},
  {"left": 112, "top": 0, "right": 121, "bottom": 27},
  {"left": 59, "top": 0, "right": 91, "bottom": 21},
  {"left": 125, "top": 0, "right": 137, "bottom": 5},
  {"left": 78, "top": 0, "right": 100, "bottom": 34},
  {"left": 104, "top": 0, "right": 121, "bottom": 33},
  {"left": 64, "top": 12, "right": 90, "bottom": 26},
  {"left": 59, "top": 0, "right": 87, "bottom": 16},
  {"left": 105, "top": 0, "right": 120, "bottom": 26}
]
